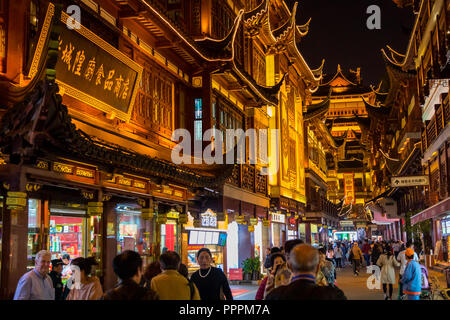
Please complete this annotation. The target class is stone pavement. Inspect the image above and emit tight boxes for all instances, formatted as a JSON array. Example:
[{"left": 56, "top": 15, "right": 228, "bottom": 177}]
[{"left": 231, "top": 262, "right": 449, "bottom": 300}]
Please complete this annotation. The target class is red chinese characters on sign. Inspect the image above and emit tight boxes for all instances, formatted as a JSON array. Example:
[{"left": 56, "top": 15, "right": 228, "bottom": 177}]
[{"left": 343, "top": 173, "right": 355, "bottom": 205}]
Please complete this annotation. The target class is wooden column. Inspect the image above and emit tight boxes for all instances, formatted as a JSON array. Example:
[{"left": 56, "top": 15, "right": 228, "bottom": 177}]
[
  {"left": 101, "top": 200, "right": 118, "bottom": 291},
  {"left": 4, "top": 0, "right": 27, "bottom": 83},
  {"left": 305, "top": 222, "right": 311, "bottom": 244},
  {"left": 0, "top": 165, "right": 27, "bottom": 300}
]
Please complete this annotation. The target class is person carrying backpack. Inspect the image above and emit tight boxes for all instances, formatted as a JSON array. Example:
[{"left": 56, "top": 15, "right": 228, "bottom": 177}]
[{"left": 401, "top": 248, "right": 422, "bottom": 300}]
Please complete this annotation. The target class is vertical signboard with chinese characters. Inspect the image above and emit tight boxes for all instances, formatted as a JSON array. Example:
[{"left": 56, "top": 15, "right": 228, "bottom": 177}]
[
  {"left": 30, "top": 5, "right": 143, "bottom": 122},
  {"left": 343, "top": 173, "right": 355, "bottom": 205}
]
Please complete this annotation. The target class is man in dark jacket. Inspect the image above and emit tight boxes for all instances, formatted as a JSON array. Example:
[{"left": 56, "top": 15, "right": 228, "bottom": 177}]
[
  {"left": 103, "top": 250, "right": 158, "bottom": 300},
  {"left": 265, "top": 244, "right": 347, "bottom": 300},
  {"left": 49, "top": 259, "right": 64, "bottom": 300}
]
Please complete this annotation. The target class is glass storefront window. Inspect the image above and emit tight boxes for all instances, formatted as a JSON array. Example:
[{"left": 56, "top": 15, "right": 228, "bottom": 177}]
[
  {"left": 271, "top": 223, "right": 282, "bottom": 247},
  {"left": 311, "top": 224, "right": 319, "bottom": 246},
  {"left": 226, "top": 221, "right": 239, "bottom": 271},
  {"left": 441, "top": 217, "right": 450, "bottom": 235},
  {"left": 254, "top": 221, "right": 263, "bottom": 272},
  {"left": 27, "top": 199, "right": 41, "bottom": 270},
  {"left": 161, "top": 220, "right": 178, "bottom": 253},
  {"left": 287, "top": 230, "right": 297, "bottom": 240},
  {"left": 49, "top": 215, "right": 86, "bottom": 260},
  {"left": 298, "top": 223, "right": 306, "bottom": 243},
  {"left": 117, "top": 205, "right": 143, "bottom": 254}
]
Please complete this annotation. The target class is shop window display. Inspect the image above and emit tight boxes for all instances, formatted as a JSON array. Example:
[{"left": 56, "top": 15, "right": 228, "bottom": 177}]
[
  {"left": 27, "top": 199, "right": 41, "bottom": 270},
  {"left": 117, "top": 205, "right": 144, "bottom": 254},
  {"left": 310, "top": 224, "right": 319, "bottom": 246},
  {"left": 186, "top": 229, "right": 226, "bottom": 273},
  {"left": 161, "top": 223, "right": 177, "bottom": 252},
  {"left": 49, "top": 216, "right": 85, "bottom": 259}
]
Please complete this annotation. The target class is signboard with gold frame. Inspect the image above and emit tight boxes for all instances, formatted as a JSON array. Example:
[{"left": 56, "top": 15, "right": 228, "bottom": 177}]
[{"left": 28, "top": 3, "right": 142, "bottom": 122}]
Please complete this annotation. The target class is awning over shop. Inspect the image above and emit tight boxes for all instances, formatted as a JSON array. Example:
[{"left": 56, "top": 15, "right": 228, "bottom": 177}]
[
  {"left": 370, "top": 207, "right": 399, "bottom": 225},
  {"left": 411, "top": 197, "right": 450, "bottom": 225}
]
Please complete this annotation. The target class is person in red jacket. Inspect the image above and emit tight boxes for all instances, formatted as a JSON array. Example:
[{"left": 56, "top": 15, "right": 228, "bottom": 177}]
[{"left": 362, "top": 239, "right": 371, "bottom": 267}]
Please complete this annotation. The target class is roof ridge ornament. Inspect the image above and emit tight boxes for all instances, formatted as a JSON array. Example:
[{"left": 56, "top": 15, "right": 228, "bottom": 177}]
[
  {"left": 296, "top": 17, "right": 311, "bottom": 38},
  {"left": 266, "top": 2, "right": 298, "bottom": 54},
  {"left": 321, "top": 64, "right": 357, "bottom": 87},
  {"left": 311, "top": 59, "right": 325, "bottom": 78},
  {"left": 230, "top": 61, "right": 287, "bottom": 106},
  {"left": 361, "top": 96, "right": 392, "bottom": 117},
  {"left": 194, "top": 10, "right": 244, "bottom": 62},
  {"left": 381, "top": 47, "right": 404, "bottom": 67},
  {"left": 243, "top": 0, "right": 270, "bottom": 37},
  {"left": 303, "top": 89, "right": 331, "bottom": 121},
  {"left": 271, "top": 2, "right": 298, "bottom": 42},
  {"left": 370, "top": 81, "right": 389, "bottom": 95}
]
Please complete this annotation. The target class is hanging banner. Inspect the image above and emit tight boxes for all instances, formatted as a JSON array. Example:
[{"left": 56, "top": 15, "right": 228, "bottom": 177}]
[{"left": 343, "top": 173, "right": 355, "bottom": 205}]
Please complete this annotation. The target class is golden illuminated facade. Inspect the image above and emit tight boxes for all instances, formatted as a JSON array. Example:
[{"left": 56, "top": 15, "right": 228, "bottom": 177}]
[{"left": 0, "top": 0, "right": 332, "bottom": 296}]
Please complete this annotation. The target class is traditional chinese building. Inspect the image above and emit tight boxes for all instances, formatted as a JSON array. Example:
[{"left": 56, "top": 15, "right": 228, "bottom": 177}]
[
  {"left": 0, "top": 0, "right": 330, "bottom": 295},
  {"left": 304, "top": 65, "right": 374, "bottom": 242},
  {"left": 367, "top": 0, "right": 450, "bottom": 265}
]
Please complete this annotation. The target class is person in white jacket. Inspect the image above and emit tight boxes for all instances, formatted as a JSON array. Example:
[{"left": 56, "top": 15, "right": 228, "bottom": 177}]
[{"left": 376, "top": 245, "right": 400, "bottom": 300}]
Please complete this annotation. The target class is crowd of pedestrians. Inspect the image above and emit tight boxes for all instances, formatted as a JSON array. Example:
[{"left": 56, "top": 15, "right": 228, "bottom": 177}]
[
  {"left": 13, "top": 247, "right": 233, "bottom": 301},
  {"left": 13, "top": 237, "right": 431, "bottom": 301}
]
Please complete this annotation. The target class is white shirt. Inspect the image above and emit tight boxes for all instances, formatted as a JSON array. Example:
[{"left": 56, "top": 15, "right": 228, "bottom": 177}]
[{"left": 397, "top": 250, "right": 419, "bottom": 275}]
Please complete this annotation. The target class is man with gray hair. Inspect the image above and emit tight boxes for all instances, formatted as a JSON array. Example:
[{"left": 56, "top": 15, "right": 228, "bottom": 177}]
[
  {"left": 265, "top": 244, "right": 346, "bottom": 300},
  {"left": 14, "top": 250, "right": 55, "bottom": 300}
]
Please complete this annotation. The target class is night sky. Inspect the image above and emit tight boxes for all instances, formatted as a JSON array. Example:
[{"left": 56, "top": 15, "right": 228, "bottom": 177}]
[{"left": 284, "top": 0, "right": 416, "bottom": 86}]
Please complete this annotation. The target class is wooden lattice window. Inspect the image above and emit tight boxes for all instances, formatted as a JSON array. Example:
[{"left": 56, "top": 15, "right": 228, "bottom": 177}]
[
  {"left": 133, "top": 58, "right": 173, "bottom": 133},
  {"left": 253, "top": 45, "right": 266, "bottom": 85}
]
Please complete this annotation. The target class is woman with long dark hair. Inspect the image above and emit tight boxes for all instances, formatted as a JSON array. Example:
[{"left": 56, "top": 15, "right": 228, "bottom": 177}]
[
  {"left": 376, "top": 245, "right": 400, "bottom": 300},
  {"left": 190, "top": 248, "right": 233, "bottom": 301}
]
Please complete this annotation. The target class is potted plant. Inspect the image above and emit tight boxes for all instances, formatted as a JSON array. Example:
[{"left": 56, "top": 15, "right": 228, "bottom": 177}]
[
  {"left": 251, "top": 257, "right": 261, "bottom": 280},
  {"left": 242, "top": 258, "right": 253, "bottom": 281}
]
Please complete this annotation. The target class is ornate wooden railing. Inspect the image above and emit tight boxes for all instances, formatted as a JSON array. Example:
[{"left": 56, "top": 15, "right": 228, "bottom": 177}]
[{"left": 422, "top": 93, "right": 449, "bottom": 150}]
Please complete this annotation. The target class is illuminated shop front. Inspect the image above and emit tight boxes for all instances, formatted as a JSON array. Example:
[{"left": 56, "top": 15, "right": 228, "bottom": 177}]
[
  {"left": 184, "top": 210, "right": 227, "bottom": 274},
  {"left": 287, "top": 216, "right": 298, "bottom": 240},
  {"left": 333, "top": 231, "right": 358, "bottom": 242},
  {"left": 310, "top": 224, "right": 319, "bottom": 246},
  {"left": 270, "top": 212, "right": 286, "bottom": 248},
  {"left": 49, "top": 203, "right": 88, "bottom": 260},
  {"left": 116, "top": 204, "right": 144, "bottom": 254},
  {"left": 298, "top": 223, "right": 307, "bottom": 243},
  {"left": 158, "top": 208, "right": 183, "bottom": 256}
]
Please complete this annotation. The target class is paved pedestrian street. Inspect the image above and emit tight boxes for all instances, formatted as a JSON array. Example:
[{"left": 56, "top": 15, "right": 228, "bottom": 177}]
[{"left": 233, "top": 264, "right": 448, "bottom": 300}]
